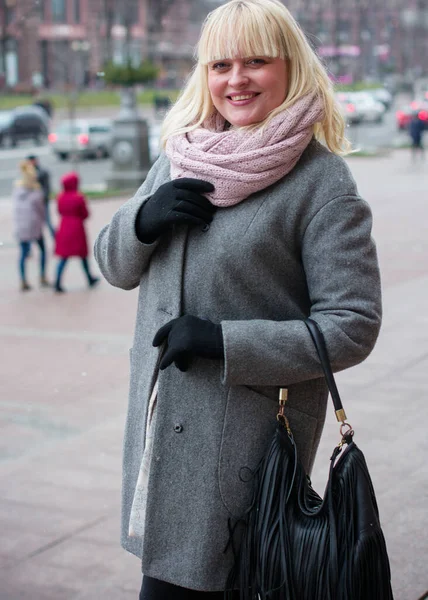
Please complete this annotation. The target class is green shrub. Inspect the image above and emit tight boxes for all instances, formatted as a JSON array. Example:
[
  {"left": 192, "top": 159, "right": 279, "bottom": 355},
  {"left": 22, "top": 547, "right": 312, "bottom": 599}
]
[
  {"left": 335, "top": 81, "right": 385, "bottom": 92},
  {"left": 102, "top": 59, "right": 159, "bottom": 87},
  {"left": 0, "top": 89, "right": 180, "bottom": 110}
]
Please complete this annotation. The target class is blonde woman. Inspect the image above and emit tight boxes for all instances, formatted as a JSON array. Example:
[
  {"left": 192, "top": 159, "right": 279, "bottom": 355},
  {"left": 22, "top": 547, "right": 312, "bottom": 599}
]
[
  {"left": 95, "top": 1, "right": 381, "bottom": 598},
  {"left": 13, "top": 160, "right": 48, "bottom": 291}
]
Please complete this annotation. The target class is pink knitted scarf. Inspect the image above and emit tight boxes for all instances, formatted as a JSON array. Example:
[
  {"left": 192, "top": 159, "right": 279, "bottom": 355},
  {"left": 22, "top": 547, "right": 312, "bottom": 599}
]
[{"left": 165, "top": 92, "right": 324, "bottom": 207}]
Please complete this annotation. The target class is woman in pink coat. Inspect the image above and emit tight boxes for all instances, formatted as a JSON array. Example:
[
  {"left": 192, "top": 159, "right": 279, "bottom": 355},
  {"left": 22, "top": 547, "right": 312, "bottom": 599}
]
[{"left": 54, "top": 172, "right": 99, "bottom": 293}]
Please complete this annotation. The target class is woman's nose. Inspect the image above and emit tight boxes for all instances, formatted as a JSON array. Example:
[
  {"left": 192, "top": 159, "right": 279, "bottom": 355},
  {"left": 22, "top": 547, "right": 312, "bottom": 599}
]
[{"left": 228, "top": 66, "right": 249, "bottom": 88}]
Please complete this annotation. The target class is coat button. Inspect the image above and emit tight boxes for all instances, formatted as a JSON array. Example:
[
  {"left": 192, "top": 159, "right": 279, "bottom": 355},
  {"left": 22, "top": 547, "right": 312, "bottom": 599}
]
[
  {"left": 174, "top": 424, "right": 183, "bottom": 433},
  {"left": 201, "top": 223, "right": 210, "bottom": 232}
]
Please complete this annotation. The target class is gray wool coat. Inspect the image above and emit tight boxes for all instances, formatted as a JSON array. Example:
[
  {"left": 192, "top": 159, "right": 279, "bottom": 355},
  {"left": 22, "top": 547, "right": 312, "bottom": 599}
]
[
  {"left": 13, "top": 185, "right": 45, "bottom": 242},
  {"left": 94, "top": 139, "right": 382, "bottom": 591}
]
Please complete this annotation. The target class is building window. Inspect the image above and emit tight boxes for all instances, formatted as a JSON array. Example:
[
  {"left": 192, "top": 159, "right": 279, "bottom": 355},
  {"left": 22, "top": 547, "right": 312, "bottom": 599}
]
[
  {"left": 51, "top": 0, "right": 66, "bottom": 23},
  {"left": 38, "top": 0, "right": 45, "bottom": 21},
  {"left": 129, "top": 1, "right": 139, "bottom": 24},
  {"left": 5, "top": 6, "right": 16, "bottom": 25},
  {"left": 114, "top": 1, "right": 139, "bottom": 26},
  {"left": 73, "top": 0, "right": 80, "bottom": 23}
]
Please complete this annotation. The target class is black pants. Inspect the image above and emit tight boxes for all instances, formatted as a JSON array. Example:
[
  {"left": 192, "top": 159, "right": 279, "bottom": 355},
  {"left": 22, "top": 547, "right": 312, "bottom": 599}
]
[{"left": 139, "top": 576, "right": 239, "bottom": 600}]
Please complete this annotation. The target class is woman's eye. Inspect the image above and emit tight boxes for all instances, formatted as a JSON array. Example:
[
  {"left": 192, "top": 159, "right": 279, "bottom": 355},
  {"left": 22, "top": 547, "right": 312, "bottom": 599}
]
[
  {"left": 211, "top": 62, "right": 229, "bottom": 70},
  {"left": 248, "top": 58, "right": 267, "bottom": 66}
]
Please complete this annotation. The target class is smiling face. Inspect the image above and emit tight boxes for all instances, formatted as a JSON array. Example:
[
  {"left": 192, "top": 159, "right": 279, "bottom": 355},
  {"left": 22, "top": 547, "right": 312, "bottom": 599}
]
[{"left": 207, "top": 56, "right": 288, "bottom": 127}]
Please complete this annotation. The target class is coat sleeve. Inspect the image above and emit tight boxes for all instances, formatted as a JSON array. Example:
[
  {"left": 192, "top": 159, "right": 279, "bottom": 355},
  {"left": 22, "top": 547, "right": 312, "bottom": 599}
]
[
  {"left": 79, "top": 196, "right": 89, "bottom": 220},
  {"left": 221, "top": 194, "right": 382, "bottom": 386},
  {"left": 94, "top": 154, "right": 169, "bottom": 291},
  {"left": 56, "top": 195, "right": 63, "bottom": 217},
  {"left": 33, "top": 191, "right": 46, "bottom": 221}
]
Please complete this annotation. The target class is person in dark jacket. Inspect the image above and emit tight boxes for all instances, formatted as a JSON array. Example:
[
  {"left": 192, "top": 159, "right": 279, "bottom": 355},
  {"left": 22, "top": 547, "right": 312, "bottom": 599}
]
[
  {"left": 409, "top": 112, "right": 425, "bottom": 161},
  {"left": 27, "top": 154, "right": 55, "bottom": 238},
  {"left": 54, "top": 172, "right": 99, "bottom": 293}
]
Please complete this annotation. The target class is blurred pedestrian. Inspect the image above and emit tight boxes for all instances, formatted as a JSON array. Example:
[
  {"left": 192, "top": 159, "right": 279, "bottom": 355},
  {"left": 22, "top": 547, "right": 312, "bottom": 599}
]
[
  {"left": 409, "top": 112, "right": 425, "bottom": 161},
  {"left": 95, "top": 0, "right": 382, "bottom": 598},
  {"left": 12, "top": 160, "right": 49, "bottom": 292},
  {"left": 27, "top": 154, "right": 55, "bottom": 238},
  {"left": 54, "top": 172, "right": 99, "bottom": 293}
]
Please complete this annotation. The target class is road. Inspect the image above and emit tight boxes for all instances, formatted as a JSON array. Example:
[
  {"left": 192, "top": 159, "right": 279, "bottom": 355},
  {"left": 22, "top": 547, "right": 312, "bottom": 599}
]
[
  {"left": 0, "top": 116, "right": 162, "bottom": 199},
  {"left": 0, "top": 102, "right": 410, "bottom": 199},
  {"left": 347, "top": 107, "right": 408, "bottom": 150}
]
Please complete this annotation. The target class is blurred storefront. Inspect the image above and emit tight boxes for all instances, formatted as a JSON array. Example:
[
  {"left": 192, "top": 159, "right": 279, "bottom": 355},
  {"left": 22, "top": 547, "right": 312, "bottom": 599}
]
[{"left": 1, "top": 0, "right": 427, "bottom": 91}]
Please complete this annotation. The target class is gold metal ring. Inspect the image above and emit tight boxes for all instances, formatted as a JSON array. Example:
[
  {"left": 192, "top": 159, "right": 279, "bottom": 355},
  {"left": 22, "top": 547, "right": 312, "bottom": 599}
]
[{"left": 340, "top": 422, "right": 353, "bottom": 437}]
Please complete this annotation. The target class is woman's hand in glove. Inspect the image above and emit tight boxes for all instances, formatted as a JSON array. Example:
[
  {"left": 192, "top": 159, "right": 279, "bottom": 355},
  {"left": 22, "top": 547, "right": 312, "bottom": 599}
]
[
  {"left": 135, "top": 178, "right": 216, "bottom": 244},
  {"left": 153, "top": 315, "right": 224, "bottom": 372}
]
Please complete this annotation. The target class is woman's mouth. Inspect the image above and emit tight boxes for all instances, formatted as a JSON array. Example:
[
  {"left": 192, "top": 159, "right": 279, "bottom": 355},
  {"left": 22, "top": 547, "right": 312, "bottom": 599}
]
[{"left": 227, "top": 93, "right": 260, "bottom": 106}]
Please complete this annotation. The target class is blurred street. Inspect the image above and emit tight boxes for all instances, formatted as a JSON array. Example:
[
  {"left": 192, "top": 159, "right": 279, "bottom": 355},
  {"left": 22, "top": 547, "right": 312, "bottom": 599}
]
[
  {"left": 0, "top": 94, "right": 414, "bottom": 200},
  {"left": 0, "top": 105, "right": 161, "bottom": 199},
  {"left": 0, "top": 149, "right": 428, "bottom": 599}
]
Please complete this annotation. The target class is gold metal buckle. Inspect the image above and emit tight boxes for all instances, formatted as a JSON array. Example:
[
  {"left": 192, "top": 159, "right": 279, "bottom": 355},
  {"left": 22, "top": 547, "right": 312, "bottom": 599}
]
[
  {"left": 335, "top": 408, "right": 347, "bottom": 423},
  {"left": 277, "top": 388, "right": 291, "bottom": 435},
  {"left": 340, "top": 422, "right": 353, "bottom": 437},
  {"left": 337, "top": 422, "right": 354, "bottom": 448}
]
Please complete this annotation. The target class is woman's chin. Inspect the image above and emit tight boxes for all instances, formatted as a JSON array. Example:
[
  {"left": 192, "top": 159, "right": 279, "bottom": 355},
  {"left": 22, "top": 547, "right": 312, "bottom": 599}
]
[{"left": 227, "top": 112, "right": 265, "bottom": 127}]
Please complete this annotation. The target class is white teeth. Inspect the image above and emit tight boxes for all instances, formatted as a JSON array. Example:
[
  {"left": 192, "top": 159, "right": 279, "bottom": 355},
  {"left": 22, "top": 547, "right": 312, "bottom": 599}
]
[{"left": 230, "top": 94, "right": 256, "bottom": 101}]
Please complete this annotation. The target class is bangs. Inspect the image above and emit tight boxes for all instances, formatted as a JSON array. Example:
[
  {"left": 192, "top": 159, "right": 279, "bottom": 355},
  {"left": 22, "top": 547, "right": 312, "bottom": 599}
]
[{"left": 197, "top": 1, "right": 288, "bottom": 64}]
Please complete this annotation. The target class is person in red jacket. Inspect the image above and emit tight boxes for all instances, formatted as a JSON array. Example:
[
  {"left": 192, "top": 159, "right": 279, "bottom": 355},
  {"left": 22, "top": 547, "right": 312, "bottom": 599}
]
[{"left": 54, "top": 172, "right": 99, "bottom": 293}]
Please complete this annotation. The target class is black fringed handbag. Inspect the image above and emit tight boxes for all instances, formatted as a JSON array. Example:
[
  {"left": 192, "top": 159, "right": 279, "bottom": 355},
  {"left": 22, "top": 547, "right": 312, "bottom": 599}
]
[{"left": 226, "top": 318, "right": 394, "bottom": 600}]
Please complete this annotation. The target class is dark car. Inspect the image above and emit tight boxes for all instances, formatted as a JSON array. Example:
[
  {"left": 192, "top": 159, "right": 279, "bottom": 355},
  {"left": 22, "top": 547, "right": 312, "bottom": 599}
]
[
  {"left": 153, "top": 94, "right": 172, "bottom": 116},
  {"left": 0, "top": 106, "right": 50, "bottom": 148}
]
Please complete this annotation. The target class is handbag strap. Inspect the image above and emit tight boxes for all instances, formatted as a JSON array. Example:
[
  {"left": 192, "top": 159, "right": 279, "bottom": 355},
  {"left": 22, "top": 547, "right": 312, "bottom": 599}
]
[{"left": 304, "top": 318, "right": 348, "bottom": 424}]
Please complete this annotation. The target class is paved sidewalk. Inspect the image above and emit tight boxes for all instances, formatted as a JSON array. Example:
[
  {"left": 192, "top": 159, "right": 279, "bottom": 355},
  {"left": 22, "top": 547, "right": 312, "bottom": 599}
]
[{"left": 0, "top": 150, "right": 427, "bottom": 599}]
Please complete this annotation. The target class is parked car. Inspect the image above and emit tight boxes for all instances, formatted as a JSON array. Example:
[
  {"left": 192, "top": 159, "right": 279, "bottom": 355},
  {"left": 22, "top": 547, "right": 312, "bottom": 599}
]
[
  {"left": 48, "top": 119, "right": 113, "bottom": 160},
  {"left": 32, "top": 99, "right": 54, "bottom": 118},
  {"left": 336, "top": 92, "right": 363, "bottom": 124},
  {"left": 153, "top": 94, "right": 172, "bottom": 117},
  {"left": 395, "top": 100, "right": 428, "bottom": 130},
  {"left": 0, "top": 106, "right": 50, "bottom": 148},
  {"left": 367, "top": 88, "right": 393, "bottom": 110},
  {"left": 336, "top": 91, "right": 386, "bottom": 124},
  {"left": 350, "top": 92, "right": 386, "bottom": 123}
]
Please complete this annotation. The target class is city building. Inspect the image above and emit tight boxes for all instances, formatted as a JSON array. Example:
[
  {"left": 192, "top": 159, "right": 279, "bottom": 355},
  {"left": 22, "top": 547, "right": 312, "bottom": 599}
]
[{"left": 0, "top": 0, "right": 426, "bottom": 91}]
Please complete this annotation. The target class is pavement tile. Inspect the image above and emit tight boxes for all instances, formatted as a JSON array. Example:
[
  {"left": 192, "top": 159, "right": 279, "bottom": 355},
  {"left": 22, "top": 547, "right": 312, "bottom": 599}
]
[
  {"left": 0, "top": 480, "right": 114, "bottom": 515},
  {"left": 1, "top": 581, "right": 78, "bottom": 600},
  {"left": 1, "top": 563, "right": 81, "bottom": 600},
  {"left": 74, "top": 514, "right": 121, "bottom": 546},
  {"left": 386, "top": 503, "right": 428, "bottom": 600},
  {"left": 1, "top": 150, "right": 428, "bottom": 599}
]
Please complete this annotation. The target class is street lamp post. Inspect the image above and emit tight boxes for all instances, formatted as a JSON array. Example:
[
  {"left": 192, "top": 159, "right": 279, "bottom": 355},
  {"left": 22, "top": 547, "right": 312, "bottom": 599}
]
[
  {"left": 67, "top": 40, "right": 91, "bottom": 171},
  {"left": 105, "top": 87, "right": 151, "bottom": 191}
]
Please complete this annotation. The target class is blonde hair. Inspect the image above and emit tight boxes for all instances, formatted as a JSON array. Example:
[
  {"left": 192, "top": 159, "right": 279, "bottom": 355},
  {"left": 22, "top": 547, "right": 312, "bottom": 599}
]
[
  {"left": 16, "top": 160, "right": 41, "bottom": 190},
  {"left": 161, "top": 0, "right": 350, "bottom": 155}
]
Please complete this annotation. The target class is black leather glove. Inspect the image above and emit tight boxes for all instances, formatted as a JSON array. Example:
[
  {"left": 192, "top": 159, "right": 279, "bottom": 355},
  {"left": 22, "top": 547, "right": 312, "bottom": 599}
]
[
  {"left": 135, "top": 178, "right": 216, "bottom": 243},
  {"left": 153, "top": 315, "right": 224, "bottom": 372}
]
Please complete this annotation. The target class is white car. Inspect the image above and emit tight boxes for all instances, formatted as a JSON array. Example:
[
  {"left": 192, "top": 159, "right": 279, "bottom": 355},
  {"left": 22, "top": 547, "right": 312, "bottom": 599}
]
[
  {"left": 368, "top": 88, "right": 393, "bottom": 110},
  {"left": 48, "top": 118, "right": 113, "bottom": 160},
  {"left": 336, "top": 92, "right": 385, "bottom": 124},
  {"left": 348, "top": 92, "right": 386, "bottom": 123},
  {"left": 336, "top": 92, "right": 364, "bottom": 124}
]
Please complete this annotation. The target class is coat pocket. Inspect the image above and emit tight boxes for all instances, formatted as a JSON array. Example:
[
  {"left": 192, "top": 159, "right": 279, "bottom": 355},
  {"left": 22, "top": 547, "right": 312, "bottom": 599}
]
[{"left": 218, "top": 386, "right": 319, "bottom": 517}]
